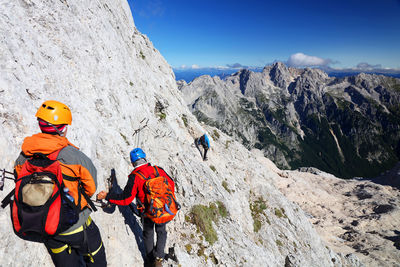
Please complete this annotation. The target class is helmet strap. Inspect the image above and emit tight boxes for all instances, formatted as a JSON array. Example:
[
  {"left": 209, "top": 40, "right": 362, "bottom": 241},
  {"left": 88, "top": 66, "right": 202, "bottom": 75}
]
[
  {"left": 49, "top": 123, "right": 63, "bottom": 136},
  {"left": 39, "top": 119, "right": 67, "bottom": 136}
]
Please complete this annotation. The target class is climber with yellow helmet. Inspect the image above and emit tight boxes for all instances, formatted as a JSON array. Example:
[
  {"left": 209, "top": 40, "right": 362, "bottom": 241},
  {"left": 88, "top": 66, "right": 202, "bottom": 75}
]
[{"left": 12, "top": 100, "right": 107, "bottom": 266}]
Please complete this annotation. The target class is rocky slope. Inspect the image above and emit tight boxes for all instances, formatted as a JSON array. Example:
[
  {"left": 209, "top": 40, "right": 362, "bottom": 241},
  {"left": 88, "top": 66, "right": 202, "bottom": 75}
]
[
  {"left": 271, "top": 166, "right": 400, "bottom": 267},
  {"left": 0, "top": 0, "right": 364, "bottom": 267},
  {"left": 178, "top": 63, "right": 400, "bottom": 179}
]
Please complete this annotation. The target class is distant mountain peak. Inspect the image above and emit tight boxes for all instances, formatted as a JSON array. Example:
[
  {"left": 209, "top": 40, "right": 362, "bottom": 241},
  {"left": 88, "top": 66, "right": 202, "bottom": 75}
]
[{"left": 268, "top": 62, "right": 292, "bottom": 88}]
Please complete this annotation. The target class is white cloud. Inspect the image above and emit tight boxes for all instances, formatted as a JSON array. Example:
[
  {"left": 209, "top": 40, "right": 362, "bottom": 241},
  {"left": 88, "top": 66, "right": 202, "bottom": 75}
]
[
  {"left": 226, "top": 63, "right": 248, "bottom": 69},
  {"left": 287, "top": 53, "right": 331, "bottom": 67},
  {"left": 356, "top": 62, "right": 382, "bottom": 70},
  {"left": 174, "top": 64, "right": 202, "bottom": 70},
  {"left": 215, "top": 65, "right": 229, "bottom": 69}
]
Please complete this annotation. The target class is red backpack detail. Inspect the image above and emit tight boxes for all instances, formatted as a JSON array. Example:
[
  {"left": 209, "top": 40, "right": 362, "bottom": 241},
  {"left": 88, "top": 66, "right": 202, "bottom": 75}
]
[
  {"left": 135, "top": 166, "right": 179, "bottom": 224},
  {"left": 11, "top": 149, "right": 79, "bottom": 242}
]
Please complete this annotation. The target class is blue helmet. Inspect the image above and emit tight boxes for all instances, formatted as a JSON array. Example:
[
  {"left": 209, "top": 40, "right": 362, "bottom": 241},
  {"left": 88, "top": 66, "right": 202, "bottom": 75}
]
[{"left": 130, "top": 148, "right": 146, "bottom": 163}]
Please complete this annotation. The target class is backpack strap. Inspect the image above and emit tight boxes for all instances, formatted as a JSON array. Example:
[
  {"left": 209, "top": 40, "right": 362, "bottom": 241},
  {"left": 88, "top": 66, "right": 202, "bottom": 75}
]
[
  {"left": 134, "top": 170, "right": 150, "bottom": 181},
  {"left": 153, "top": 166, "right": 160, "bottom": 177},
  {"left": 1, "top": 188, "right": 15, "bottom": 209},
  {"left": 78, "top": 181, "right": 97, "bottom": 212},
  {"left": 133, "top": 165, "right": 165, "bottom": 183},
  {"left": 80, "top": 187, "right": 97, "bottom": 212}
]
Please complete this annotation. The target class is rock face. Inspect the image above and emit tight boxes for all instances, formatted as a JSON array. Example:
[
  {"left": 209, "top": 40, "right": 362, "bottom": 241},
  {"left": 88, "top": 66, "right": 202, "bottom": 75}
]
[
  {"left": 0, "top": 1, "right": 365, "bottom": 266},
  {"left": 273, "top": 167, "right": 400, "bottom": 267},
  {"left": 178, "top": 63, "right": 400, "bottom": 179}
]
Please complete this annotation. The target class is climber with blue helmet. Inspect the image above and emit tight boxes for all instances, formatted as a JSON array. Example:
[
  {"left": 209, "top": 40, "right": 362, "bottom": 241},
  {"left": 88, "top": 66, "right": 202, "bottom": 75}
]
[
  {"left": 96, "top": 148, "right": 177, "bottom": 267},
  {"left": 195, "top": 134, "right": 210, "bottom": 161},
  {"left": 130, "top": 147, "right": 147, "bottom": 163}
]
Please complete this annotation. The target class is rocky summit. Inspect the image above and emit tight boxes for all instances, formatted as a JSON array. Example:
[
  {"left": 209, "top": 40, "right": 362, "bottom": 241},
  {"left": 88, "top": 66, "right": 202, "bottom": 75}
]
[
  {"left": 0, "top": 1, "right": 397, "bottom": 267},
  {"left": 178, "top": 63, "right": 400, "bottom": 179}
]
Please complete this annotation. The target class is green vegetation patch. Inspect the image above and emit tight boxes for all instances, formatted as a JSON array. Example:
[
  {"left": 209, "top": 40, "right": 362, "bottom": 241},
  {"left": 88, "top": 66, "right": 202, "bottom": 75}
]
[
  {"left": 185, "top": 244, "right": 192, "bottom": 253},
  {"left": 184, "top": 215, "right": 190, "bottom": 222},
  {"left": 189, "top": 202, "right": 228, "bottom": 244},
  {"left": 158, "top": 112, "right": 166, "bottom": 120},
  {"left": 291, "top": 112, "right": 399, "bottom": 178},
  {"left": 222, "top": 180, "right": 231, "bottom": 193},
  {"left": 119, "top": 132, "right": 129, "bottom": 145},
  {"left": 216, "top": 201, "right": 228, "bottom": 218},
  {"left": 250, "top": 197, "right": 268, "bottom": 232},
  {"left": 255, "top": 126, "right": 291, "bottom": 161},
  {"left": 210, "top": 165, "right": 216, "bottom": 172},
  {"left": 197, "top": 244, "right": 206, "bottom": 259},
  {"left": 274, "top": 207, "right": 287, "bottom": 218},
  {"left": 155, "top": 100, "right": 167, "bottom": 121},
  {"left": 212, "top": 129, "right": 220, "bottom": 140},
  {"left": 181, "top": 114, "right": 189, "bottom": 127},
  {"left": 139, "top": 50, "right": 145, "bottom": 59}
]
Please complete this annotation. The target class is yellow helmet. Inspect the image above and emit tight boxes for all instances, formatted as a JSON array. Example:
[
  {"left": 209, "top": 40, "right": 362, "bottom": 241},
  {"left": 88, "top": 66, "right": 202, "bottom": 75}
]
[{"left": 35, "top": 100, "right": 72, "bottom": 125}]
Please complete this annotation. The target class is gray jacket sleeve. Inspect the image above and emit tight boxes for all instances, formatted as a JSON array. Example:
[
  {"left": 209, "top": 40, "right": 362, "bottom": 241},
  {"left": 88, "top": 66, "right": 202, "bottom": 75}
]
[{"left": 57, "top": 145, "right": 98, "bottom": 188}]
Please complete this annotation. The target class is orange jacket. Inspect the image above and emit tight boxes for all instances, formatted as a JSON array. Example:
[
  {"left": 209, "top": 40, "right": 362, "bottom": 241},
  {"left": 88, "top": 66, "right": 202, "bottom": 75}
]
[{"left": 14, "top": 133, "right": 97, "bottom": 210}]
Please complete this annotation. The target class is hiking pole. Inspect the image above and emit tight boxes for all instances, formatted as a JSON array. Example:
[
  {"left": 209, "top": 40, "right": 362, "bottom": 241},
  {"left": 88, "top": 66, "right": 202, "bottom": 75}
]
[{"left": 1, "top": 169, "right": 15, "bottom": 191}]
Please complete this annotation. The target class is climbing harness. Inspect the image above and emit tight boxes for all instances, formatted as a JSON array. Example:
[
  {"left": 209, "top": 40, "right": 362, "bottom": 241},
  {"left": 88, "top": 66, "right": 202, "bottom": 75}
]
[{"left": 49, "top": 217, "right": 103, "bottom": 263}]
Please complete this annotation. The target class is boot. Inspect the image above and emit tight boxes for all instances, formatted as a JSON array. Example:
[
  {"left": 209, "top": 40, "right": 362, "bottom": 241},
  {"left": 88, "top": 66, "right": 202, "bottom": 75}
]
[
  {"left": 144, "top": 254, "right": 155, "bottom": 267},
  {"left": 154, "top": 257, "right": 163, "bottom": 267}
]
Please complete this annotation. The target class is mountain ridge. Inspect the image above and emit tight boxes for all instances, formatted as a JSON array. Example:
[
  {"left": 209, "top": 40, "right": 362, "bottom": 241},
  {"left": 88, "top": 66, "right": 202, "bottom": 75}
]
[
  {"left": 174, "top": 65, "right": 400, "bottom": 83},
  {"left": 178, "top": 63, "right": 400, "bottom": 179}
]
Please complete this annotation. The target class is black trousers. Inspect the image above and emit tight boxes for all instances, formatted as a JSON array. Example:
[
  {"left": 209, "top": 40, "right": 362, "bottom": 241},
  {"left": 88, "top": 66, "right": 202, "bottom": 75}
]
[
  {"left": 143, "top": 218, "right": 167, "bottom": 260},
  {"left": 195, "top": 138, "right": 209, "bottom": 160},
  {"left": 44, "top": 219, "right": 106, "bottom": 267},
  {"left": 203, "top": 147, "right": 208, "bottom": 160}
]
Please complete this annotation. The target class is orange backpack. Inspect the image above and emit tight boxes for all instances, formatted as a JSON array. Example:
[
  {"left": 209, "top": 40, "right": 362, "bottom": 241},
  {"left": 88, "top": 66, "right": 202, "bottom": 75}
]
[{"left": 135, "top": 166, "right": 179, "bottom": 224}]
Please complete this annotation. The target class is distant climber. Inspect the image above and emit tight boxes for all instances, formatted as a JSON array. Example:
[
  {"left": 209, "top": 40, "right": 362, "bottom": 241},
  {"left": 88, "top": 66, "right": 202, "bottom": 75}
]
[
  {"left": 96, "top": 148, "right": 179, "bottom": 267},
  {"left": 9, "top": 100, "right": 106, "bottom": 266},
  {"left": 195, "top": 134, "right": 210, "bottom": 161}
]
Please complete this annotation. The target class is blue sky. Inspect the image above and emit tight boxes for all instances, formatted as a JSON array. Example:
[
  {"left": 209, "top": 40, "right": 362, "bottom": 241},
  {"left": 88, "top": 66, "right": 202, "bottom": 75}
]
[{"left": 127, "top": 0, "right": 400, "bottom": 71}]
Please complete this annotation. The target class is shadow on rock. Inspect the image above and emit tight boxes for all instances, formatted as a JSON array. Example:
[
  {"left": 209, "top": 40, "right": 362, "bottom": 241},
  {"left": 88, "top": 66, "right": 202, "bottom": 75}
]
[
  {"left": 384, "top": 231, "right": 400, "bottom": 250},
  {"left": 370, "top": 162, "right": 400, "bottom": 189},
  {"left": 101, "top": 170, "right": 146, "bottom": 260}
]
